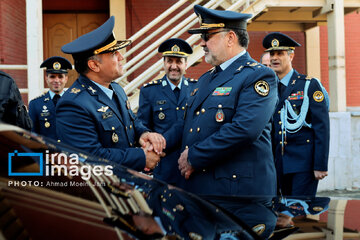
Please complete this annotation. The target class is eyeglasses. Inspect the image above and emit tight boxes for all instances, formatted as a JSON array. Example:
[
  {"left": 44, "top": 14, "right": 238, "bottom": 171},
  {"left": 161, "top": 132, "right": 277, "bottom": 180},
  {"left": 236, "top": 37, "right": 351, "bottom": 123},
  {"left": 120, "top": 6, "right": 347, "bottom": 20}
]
[{"left": 201, "top": 30, "right": 229, "bottom": 42}]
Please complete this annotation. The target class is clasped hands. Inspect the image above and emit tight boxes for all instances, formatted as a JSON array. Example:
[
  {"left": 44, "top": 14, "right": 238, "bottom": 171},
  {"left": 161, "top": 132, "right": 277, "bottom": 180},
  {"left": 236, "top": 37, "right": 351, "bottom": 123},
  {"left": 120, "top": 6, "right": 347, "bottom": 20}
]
[{"left": 139, "top": 132, "right": 166, "bottom": 170}]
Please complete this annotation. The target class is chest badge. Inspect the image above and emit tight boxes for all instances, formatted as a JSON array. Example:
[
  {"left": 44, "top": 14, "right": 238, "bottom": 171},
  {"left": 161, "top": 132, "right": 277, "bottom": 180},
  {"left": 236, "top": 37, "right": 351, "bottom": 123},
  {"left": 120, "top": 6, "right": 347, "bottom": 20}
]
[
  {"left": 70, "top": 88, "right": 81, "bottom": 94},
  {"left": 45, "top": 121, "right": 50, "bottom": 128},
  {"left": 158, "top": 112, "right": 166, "bottom": 120},
  {"left": 97, "top": 106, "right": 109, "bottom": 112},
  {"left": 42, "top": 105, "right": 48, "bottom": 113},
  {"left": 44, "top": 97, "right": 50, "bottom": 102},
  {"left": 112, "top": 132, "right": 119, "bottom": 143},
  {"left": 215, "top": 105, "right": 224, "bottom": 122}
]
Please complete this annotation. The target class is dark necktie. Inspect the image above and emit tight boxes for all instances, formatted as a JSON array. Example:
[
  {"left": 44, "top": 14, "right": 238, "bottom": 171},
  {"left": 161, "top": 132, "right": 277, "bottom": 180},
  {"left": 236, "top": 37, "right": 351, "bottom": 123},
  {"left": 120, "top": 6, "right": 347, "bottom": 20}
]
[
  {"left": 279, "top": 82, "right": 286, "bottom": 98},
  {"left": 212, "top": 65, "right": 222, "bottom": 80},
  {"left": 53, "top": 94, "right": 60, "bottom": 106},
  {"left": 173, "top": 87, "right": 180, "bottom": 100}
]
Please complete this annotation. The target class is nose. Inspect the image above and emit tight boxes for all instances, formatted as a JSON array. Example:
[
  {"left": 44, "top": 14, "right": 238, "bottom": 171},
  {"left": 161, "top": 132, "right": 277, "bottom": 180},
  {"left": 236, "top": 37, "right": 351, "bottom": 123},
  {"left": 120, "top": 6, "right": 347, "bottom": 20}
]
[
  {"left": 200, "top": 39, "right": 206, "bottom": 47},
  {"left": 170, "top": 62, "right": 177, "bottom": 69}
]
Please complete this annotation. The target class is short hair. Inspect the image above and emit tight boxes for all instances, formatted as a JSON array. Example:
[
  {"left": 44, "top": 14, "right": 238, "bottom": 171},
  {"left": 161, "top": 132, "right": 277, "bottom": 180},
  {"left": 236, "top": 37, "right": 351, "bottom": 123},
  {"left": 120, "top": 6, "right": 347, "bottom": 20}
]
[
  {"left": 74, "top": 55, "right": 102, "bottom": 75},
  {"left": 230, "top": 29, "right": 249, "bottom": 49}
]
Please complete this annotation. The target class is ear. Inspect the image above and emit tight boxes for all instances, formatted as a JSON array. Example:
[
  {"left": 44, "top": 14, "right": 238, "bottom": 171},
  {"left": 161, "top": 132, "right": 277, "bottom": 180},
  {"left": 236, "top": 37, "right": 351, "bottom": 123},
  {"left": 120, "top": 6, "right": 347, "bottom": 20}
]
[
  {"left": 289, "top": 52, "right": 295, "bottom": 62},
  {"left": 227, "top": 31, "right": 237, "bottom": 47},
  {"left": 87, "top": 59, "right": 101, "bottom": 73}
]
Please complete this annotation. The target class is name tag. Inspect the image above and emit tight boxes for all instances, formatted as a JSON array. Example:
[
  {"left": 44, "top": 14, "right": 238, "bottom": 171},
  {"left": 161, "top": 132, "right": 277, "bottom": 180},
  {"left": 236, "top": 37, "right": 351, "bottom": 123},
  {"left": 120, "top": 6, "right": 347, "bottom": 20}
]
[{"left": 212, "top": 87, "right": 232, "bottom": 96}]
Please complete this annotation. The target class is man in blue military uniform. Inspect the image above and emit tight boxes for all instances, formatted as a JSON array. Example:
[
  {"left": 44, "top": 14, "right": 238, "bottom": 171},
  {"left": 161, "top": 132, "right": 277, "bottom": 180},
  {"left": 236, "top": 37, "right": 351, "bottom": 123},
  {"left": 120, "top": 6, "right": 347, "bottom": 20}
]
[
  {"left": 263, "top": 32, "right": 330, "bottom": 198},
  {"left": 137, "top": 38, "right": 197, "bottom": 185},
  {"left": 29, "top": 56, "right": 72, "bottom": 140},
  {"left": 56, "top": 16, "right": 166, "bottom": 171},
  {"left": 175, "top": 5, "right": 278, "bottom": 239}
]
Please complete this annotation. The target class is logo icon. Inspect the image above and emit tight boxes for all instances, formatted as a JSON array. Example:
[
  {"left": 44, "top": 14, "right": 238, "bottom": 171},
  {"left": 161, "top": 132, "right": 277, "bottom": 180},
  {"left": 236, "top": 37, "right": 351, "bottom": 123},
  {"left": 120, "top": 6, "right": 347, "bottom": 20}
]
[{"left": 8, "top": 150, "right": 43, "bottom": 176}]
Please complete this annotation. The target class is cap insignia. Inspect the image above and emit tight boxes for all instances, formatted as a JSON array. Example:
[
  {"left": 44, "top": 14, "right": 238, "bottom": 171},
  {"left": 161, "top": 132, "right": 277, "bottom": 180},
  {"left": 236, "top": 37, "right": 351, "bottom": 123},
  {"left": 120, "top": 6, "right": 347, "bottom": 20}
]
[
  {"left": 53, "top": 62, "right": 61, "bottom": 70},
  {"left": 171, "top": 44, "right": 180, "bottom": 53},
  {"left": 271, "top": 39, "right": 279, "bottom": 48}
]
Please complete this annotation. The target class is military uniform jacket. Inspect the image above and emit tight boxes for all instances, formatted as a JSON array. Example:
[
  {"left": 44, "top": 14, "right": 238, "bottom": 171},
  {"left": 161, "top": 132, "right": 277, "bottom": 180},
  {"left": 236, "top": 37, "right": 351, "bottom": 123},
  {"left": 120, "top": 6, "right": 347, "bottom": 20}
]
[
  {"left": 272, "top": 70, "right": 329, "bottom": 174},
  {"left": 137, "top": 75, "right": 197, "bottom": 184},
  {"left": 0, "top": 70, "right": 32, "bottom": 130},
  {"left": 29, "top": 91, "right": 57, "bottom": 140},
  {"left": 181, "top": 52, "right": 278, "bottom": 198},
  {"left": 56, "top": 74, "right": 149, "bottom": 171}
]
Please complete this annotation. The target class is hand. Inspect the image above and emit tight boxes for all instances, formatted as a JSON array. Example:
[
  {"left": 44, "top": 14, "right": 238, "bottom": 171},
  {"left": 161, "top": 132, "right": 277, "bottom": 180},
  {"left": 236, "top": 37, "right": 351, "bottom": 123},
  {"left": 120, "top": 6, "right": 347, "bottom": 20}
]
[
  {"left": 143, "top": 148, "right": 160, "bottom": 170},
  {"left": 314, "top": 170, "right": 328, "bottom": 180},
  {"left": 178, "top": 148, "right": 194, "bottom": 179},
  {"left": 139, "top": 132, "right": 166, "bottom": 154}
]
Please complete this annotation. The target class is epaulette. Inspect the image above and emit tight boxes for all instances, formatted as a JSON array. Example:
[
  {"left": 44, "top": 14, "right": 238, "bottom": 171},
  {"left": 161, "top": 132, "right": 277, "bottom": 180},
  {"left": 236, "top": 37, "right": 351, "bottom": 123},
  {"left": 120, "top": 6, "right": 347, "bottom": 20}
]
[
  {"left": 237, "top": 61, "right": 262, "bottom": 72},
  {"left": 32, "top": 93, "right": 46, "bottom": 101},
  {"left": 207, "top": 67, "right": 215, "bottom": 73},
  {"left": 188, "top": 78, "right": 198, "bottom": 83},
  {"left": 143, "top": 79, "right": 162, "bottom": 88},
  {"left": 296, "top": 74, "right": 308, "bottom": 80}
]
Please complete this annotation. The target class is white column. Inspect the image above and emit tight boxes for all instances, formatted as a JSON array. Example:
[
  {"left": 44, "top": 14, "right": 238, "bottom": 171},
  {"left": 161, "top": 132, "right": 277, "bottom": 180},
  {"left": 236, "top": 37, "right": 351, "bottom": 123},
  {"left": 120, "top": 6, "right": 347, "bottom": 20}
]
[
  {"left": 327, "top": 0, "right": 346, "bottom": 112},
  {"left": 26, "top": 0, "right": 44, "bottom": 102},
  {"left": 326, "top": 200, "right": 347, "bottom": 240},
  {"left": 305, "top": 26, "right": 321, "bottom": 79}
]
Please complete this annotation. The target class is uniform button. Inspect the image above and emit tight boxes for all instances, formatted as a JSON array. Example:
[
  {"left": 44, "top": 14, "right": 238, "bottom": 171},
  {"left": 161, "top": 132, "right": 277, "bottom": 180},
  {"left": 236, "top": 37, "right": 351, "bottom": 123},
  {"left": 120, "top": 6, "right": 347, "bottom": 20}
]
[
  {"left": 280, "top": 141, "right": 283, "bottom": 145},
  {"left": 182, "top": 106, "right": 185, "bottom": 110},
  {"left": 189, "top": 128, "right": 193, "bottom": 133},
  {"left": 284, "top": 141, "right": 287, "bottom": 145},
  {"left": 162, "top": 198, "right": 166, "bottom": 202},
  {"left": 185, "top": 145, "right": 189, "bottom": 149},
  {"left": 112, "top": 127, "right": 115, "bottom": 130},
  {"left": 176, "top": 107, "right": 179, "bottom": 110},
  {"left": 218, "top": 104, "right": 222, "bottom": 108},
  {"left": 202, "top": 169, "right": 206, "bottom": 172},
  {"left": 45, "top": 118, "right": 48, "bottom": 121},
  {"left": 196, "top": 111, "right": 200, "bottom": 115},
  {"left": 278, "top": 110, "right": 281, "bottom": 114},
  {"left": 57, "top": 140, "right": 61, "bottom": 143},
  {"left": 125, "top": 126, "right": 128, "bottom": 130},
  {"left": 293, "top": 104, "right": 296, "bottom": 107},
  {"left": 173, "top": 208, "right": 177, "bottom": 212},
  {"left": 129, "top": 125, "right": 132, "bottom": 129},
  {"left": 307, "top": 139, "right": 310, "bottom": 143},
  {"left": 197, "top": 127, "right": 200, "bottom": 132},
  {"left": 232, "top": 174, "right": 237, "bottom": 179},
  {"left": 279, "top": 131, "right": 282, "bottom": 135},
  {"left": 279, "top": 121, "right": 282, "bottom": 125},
  {"left": 201, "top": 108, "right": 205, "bottom": 113},
  {"left": 160, "top": 107, "right": 163, "bottom": 111},
  {"left": 130, "top": 143, "right": 133, "bottom": 146}
]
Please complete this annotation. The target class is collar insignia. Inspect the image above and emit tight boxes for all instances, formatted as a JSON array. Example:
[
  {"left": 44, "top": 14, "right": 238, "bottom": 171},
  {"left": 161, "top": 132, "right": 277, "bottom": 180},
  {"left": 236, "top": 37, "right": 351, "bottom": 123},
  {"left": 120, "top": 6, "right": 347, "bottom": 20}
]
[{"left": 88, "top": 86, "right": 97, "bottom": 94}]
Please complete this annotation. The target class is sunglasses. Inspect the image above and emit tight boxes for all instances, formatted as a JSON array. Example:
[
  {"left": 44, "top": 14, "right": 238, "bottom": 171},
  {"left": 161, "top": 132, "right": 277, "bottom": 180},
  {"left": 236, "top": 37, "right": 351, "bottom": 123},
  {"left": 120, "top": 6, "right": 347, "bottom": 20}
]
[{"left": 201, "top": 30, "right": 229, "bottom": 42}]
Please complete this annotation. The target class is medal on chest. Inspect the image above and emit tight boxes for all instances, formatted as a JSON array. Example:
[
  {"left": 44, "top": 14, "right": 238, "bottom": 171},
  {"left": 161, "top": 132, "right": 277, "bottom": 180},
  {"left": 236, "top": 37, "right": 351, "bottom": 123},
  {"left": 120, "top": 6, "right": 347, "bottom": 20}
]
[{"left": 215, "top": 104, "right": 224, "bottom": 122}]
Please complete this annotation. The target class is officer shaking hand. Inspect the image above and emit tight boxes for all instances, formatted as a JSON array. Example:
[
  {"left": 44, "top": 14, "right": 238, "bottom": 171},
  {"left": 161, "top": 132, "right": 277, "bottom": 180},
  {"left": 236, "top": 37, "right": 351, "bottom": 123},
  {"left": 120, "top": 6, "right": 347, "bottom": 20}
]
[{"left": 57, "top": 16, "right": 165, "bottom": 171}]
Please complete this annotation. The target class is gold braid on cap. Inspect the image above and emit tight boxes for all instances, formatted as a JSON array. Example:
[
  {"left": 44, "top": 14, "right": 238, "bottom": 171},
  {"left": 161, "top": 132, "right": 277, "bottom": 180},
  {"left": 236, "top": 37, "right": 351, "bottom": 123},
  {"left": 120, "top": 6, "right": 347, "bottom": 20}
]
[
  {"left": 162, "top": 51, "right": 188, "bottom": 56},
  {"left": 94, "top": 39, "right": 117, "bottom": 55},
  {"left": 200, "top": 23, "right": 225, "bottom": 28}
]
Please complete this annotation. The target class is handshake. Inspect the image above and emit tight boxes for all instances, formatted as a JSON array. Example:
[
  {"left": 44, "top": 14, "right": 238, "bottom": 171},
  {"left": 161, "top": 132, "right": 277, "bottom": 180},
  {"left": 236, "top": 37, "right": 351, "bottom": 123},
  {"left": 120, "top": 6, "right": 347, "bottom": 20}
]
[{"left": 139, "top": 132, "right": 166, "bottom": 170}]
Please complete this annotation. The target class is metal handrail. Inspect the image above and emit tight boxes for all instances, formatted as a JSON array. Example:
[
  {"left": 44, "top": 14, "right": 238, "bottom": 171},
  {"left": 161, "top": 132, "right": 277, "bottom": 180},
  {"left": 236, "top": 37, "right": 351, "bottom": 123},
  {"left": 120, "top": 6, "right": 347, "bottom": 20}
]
[
  {"left": 118, "top": 0, "right": 227, "bottom": 89},
  {"left": 124, "top": 0, "right": 204, "bottom": 59}
]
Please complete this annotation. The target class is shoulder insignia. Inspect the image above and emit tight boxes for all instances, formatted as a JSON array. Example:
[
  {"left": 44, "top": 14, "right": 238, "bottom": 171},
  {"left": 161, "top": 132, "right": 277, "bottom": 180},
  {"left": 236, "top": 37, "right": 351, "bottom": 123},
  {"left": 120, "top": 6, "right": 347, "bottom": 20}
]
[
  {"left": 97, "top": 106, "right": 109, "bottom": 112},
  {"left": 207, "top": 67, "right": 215, "bottom": 73},
  {"left": 188, "top": 78, "right": 198, "bottom": 82},
  {"left": 313, "top": 90, "right": 324, "bottom": 102},
  {"left": 254, "top": 80, "right": 269, "bottom": 96},
  {"left": 313, "top": 206, "right": 324, "bottom": 212},
  {"left": 44, "top": 97, "right": 50, "bottom": 102},
  {"left": 144, "top": 79, "right": 161, "bottom": 87},
  {"left": 252, "top": 224, "right": 266, "bottom": 235},
  {"left": 189, "top": 232, "right": 203, "bottom": 240},
  {"left": 237, "top": 65, "right": 244, "bottom": 71},
  {"left": 88, "top": 86, "right": 97, "bottom": 94},
  {"left": 32, "top": 93, "right": 46, "bottom": 101},
  {"left": 70, "top": 88, "right": 81, "bottom": 94},
  {"left": 291, "top": 79, "right": 296, "bottom": 85},
  {"left": 184, "top": 79, "right": 189, "bottom": 86},
  {"left": 248, "top": 62, "right": 259, "bottom": 67}
]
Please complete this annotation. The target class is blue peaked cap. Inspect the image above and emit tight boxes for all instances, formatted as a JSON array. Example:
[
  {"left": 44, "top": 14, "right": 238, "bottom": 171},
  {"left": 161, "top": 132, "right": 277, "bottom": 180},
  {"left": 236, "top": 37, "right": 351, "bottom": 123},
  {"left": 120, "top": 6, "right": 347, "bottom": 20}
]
[
  {"left": 40, "top": 56, "right": 72, "bottom": 74},
  {"left": 61, "top": 16, "right": 131, "bottom": 60},
  {"left": 188, "top": 5, "right": 252, "bottom": 34}
]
